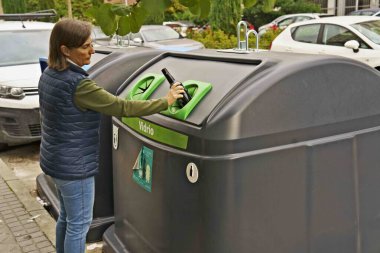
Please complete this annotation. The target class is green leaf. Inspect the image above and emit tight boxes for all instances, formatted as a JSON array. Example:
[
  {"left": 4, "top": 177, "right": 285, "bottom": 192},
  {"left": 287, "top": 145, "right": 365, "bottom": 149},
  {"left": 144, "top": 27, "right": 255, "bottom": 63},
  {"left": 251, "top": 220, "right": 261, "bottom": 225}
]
[
  {"left": 110, "top": 4, "right": 131, "bottom": 16},
  {"left": 124, "top": 5, "right": 148, "bottom": 34},
  {"left": 243, "top": 0, "right": 258, "bottom": 8},
  {"left": 85, "top": 8, "right": 96, "bottom": 20},
  {"left": 118, "top": 15, "right": 131, "bottom": 36},
  {"left": 141, "top": 0, "right": 171, "bottom": 13},
  {"left": 88, "top": 4, "right": 117, "bottom": 36},
  {"left": 140, "top": 0, "right": 169, "bottom": 21}
]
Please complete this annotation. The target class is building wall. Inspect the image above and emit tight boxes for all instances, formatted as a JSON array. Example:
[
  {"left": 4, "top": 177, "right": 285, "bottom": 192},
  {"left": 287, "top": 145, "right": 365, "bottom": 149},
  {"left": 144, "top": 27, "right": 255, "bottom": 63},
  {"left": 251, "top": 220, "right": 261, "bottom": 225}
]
[{"left": 319, "top": 0, "right": 379, "bottom": 15}]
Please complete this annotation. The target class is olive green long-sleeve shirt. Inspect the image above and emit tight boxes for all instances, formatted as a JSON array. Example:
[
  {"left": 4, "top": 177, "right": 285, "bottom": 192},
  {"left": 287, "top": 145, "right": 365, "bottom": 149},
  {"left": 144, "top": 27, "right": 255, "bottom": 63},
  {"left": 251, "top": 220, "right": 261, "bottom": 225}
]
[{"left": 74, "top": 79, "right": 168, "bottom": 117}]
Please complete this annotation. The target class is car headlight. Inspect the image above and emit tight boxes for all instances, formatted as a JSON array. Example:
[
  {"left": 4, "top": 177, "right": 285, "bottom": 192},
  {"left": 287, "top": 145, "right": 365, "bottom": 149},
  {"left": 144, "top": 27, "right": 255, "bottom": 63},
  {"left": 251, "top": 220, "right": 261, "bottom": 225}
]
[{"left": 0, "top": 85, "right": 25, "bottom": 99}]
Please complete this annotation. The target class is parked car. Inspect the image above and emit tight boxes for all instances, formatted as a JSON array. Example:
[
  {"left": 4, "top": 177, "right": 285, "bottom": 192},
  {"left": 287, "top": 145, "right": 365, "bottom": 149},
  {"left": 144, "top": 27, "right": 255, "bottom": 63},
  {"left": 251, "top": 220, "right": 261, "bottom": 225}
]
[
  {"left": 116, "top": 25, "right": 204, "bottom": 51},
  {"left": 163, "top": 21, "right": 196, "bottom": 37},
  {"left": 0, "top": 20, "right": 55, "bottom": 150},
  {"left": 258, "top": 13, "right": 333, "bottom": 36},
  {"left": 349, "top": 8, "right": 380, "bottom": 17},
  {"left": 0, "top": 20, "right": 108, "bottom": 150},
  {"left": 92, "top": 25, "right": 111, "bottom": 44},
  {"left": 270, "top": 16, "right": 380, "bottom": 70}
]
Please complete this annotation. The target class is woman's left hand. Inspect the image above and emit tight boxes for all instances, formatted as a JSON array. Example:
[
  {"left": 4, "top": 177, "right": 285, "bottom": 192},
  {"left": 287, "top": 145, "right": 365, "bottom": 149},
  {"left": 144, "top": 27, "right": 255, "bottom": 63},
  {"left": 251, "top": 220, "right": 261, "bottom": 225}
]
[{"left": 166, "top": 82, "right": 184, "bottom": 106}]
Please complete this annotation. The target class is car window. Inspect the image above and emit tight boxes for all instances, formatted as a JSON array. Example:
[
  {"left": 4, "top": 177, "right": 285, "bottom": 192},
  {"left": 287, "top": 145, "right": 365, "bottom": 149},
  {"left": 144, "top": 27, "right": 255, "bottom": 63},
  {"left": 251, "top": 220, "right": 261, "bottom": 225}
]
[
  {"left": 291, "top": 24, "right": 320, "bottom": 43},
  {"left": 0, "top": 29, "right": 51, "bottom": 67},
  {"left": 277, "top": 18, "right": 295, "bottom": 28},
  {"left": 295, "top": 16, "right": 313, "bottom": 22},
  {"left": 350, "top": 11, "right": 361, "bottom": 15},
  {"left": 322, "top": 24, "right": 369, "bottom": 48},
  {"left": 140, "top": 27, "right": 180, "bottom": 42},
  {"left": 362, "top": 11, "right": 376, "bottom": 15},
  {"left": 351, "top": 20, "right": 380, "bottom": 45},
  {"left": 165, "top": 24, "right": 182, "bottom": 34},
  {"left": 273, "top": 16, "right": 286, "bottom": 24}
]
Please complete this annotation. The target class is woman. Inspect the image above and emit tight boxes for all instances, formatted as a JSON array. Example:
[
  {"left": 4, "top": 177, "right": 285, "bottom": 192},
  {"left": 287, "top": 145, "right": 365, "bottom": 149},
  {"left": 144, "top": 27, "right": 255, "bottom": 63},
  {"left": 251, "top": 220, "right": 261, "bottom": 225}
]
[{"left": 38, "top": 19, "right": 184, "bottom": 253}]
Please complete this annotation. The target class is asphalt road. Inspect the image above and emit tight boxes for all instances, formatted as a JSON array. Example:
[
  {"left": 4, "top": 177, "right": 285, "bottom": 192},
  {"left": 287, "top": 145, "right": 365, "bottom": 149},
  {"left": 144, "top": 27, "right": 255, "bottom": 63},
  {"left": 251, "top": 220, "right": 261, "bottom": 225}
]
[{"left": 0, "top": 142, "right": 104, "bottom": 252}]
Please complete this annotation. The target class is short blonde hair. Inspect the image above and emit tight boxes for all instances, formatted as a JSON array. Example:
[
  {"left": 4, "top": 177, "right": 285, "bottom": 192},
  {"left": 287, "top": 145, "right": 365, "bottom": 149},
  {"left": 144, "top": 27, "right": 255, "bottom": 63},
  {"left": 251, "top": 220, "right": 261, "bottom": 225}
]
[{"left": 48, "top": 19, "right": 92, "bottom": 71}]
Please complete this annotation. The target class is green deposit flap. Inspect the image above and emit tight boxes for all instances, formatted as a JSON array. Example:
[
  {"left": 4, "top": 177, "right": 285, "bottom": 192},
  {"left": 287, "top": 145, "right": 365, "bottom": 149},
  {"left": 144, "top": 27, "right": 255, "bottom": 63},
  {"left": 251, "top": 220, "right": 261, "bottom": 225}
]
[
  {"left": 161, "top": 79, "right": 212, "bottom": 121},
  {"left": 127, "top": 73, "right": 165, "bottom": 100},
  {"left": 126, "top": 73, "right": 212, "bottom": 121}
]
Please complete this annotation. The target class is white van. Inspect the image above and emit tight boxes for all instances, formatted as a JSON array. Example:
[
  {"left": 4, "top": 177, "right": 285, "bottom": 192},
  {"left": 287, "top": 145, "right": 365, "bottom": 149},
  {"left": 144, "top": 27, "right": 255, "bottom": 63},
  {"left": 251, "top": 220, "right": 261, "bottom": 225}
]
[{"left": 0, "top": 20, "right": 54, "bottom": 150}]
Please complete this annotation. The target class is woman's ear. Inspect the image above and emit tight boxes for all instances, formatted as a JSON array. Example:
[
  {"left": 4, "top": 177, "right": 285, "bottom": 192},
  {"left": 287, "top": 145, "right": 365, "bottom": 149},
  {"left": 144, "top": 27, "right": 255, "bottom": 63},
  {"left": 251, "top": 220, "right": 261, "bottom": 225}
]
[{"left": 60, "top": 45, "right": 70, "bottom": 57}]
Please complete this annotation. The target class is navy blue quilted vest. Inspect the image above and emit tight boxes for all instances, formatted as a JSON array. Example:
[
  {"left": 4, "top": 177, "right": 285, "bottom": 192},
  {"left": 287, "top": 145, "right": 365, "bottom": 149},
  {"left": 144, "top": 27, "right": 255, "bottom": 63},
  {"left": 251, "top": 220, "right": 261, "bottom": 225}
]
[{"left": 39, "top": 64, "right": 101, "bottom": 180}]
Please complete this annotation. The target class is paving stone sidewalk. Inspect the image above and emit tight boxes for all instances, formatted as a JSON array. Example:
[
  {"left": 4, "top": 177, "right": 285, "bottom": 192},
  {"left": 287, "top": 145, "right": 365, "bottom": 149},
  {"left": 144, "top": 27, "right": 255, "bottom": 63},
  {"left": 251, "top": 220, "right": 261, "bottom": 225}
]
[{"left": 0, "top": 175, "right": 55, "bottom": 253}]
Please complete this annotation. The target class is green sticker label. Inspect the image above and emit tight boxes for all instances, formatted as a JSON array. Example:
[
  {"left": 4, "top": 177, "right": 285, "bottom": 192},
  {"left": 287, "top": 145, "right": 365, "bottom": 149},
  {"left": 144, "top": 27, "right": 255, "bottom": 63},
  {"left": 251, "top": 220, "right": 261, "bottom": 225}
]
[
  {"left": 132, "top": 146, "right": 153, "bottom": 192},
  {"left": 122, "top": 117, "right": 188, "bottom": 149}
]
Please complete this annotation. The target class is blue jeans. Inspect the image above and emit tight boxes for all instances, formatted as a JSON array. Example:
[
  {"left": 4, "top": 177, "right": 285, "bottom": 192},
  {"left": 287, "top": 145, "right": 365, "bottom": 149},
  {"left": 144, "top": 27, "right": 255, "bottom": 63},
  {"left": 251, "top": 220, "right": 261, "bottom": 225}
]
[{"left": 53, "top": 177, "right": 95, "bottom": 253}]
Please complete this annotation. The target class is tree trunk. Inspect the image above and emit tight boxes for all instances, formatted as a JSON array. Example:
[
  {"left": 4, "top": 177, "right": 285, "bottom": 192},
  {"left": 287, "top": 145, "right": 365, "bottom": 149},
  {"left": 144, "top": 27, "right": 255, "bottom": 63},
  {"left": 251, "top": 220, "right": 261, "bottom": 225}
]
[
  {"left": 0, "top": 0, "right": 3, "bottom": 14},
  {"left": 67, "top": 0, "right": 72, "bottom": 18}
]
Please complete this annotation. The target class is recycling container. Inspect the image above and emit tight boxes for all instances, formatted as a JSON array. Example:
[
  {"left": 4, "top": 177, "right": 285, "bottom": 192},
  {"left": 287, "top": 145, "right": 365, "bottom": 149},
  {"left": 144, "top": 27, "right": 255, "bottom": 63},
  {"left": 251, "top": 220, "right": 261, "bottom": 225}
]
[
  {"left": 103, "top": 49, "right": 380, "bottom": 253},
  {"left": 36, "top": 47, "right": 163, "bottom": 242}
]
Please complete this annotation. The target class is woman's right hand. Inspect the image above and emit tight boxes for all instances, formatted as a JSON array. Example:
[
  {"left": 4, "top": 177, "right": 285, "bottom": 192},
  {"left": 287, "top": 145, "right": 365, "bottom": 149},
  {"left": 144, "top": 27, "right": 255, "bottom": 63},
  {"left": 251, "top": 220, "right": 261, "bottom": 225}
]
[{"left": 166, "top": 82, "right": 184, "bottom": 106}]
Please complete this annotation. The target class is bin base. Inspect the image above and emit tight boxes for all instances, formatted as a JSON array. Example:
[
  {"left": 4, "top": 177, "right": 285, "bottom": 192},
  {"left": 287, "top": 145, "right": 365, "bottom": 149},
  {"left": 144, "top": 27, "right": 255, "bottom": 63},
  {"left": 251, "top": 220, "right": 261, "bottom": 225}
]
[
  {"left": 103, "top": 224, "right": 131, "bottom": 253},
  {"left": 36, "top": 173, "right": 114, "bottom": 242}
]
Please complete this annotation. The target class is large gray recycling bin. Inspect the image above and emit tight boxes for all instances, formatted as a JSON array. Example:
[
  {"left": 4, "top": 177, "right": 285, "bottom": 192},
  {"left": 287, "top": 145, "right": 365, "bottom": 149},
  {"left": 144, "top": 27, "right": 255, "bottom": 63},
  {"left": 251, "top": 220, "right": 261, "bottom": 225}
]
[
  {"left": 104, "top": 49, "right": 380, "bottom": 253},
  {"left": 36, "top": 47, "right": 163, "bottom": 242}
]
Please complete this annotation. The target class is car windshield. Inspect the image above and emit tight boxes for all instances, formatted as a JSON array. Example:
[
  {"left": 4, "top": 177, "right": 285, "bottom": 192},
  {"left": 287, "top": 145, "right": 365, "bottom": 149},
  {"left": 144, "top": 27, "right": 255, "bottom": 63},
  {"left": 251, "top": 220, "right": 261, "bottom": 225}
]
[
  {"left": 0, "top": 29, "right": 51, "bottom": 67},
  {"left": 141, "top": 27, "right": 180, "bottom": 42},
  {"left": 351, "top": 20, "right": 380, "bottom": 44}
]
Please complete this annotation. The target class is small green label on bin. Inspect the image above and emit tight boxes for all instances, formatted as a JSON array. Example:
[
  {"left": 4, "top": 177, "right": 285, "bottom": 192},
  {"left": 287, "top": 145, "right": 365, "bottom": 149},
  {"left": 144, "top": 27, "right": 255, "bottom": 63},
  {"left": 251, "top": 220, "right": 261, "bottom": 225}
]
[
  {"left": 122, "top": 117, "right": 188, "bottom": 149},
  {"left": 132, "top": 146, "right": 153, "bottom": 192}
]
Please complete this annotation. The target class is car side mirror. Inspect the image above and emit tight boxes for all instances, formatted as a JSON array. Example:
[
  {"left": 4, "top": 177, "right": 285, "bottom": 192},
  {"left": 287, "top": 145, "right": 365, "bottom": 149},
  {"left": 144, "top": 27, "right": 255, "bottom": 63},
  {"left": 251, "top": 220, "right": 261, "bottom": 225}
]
[
  {"left": 133, "top": 38, "right": 143, "bottom": 44},
  {"left": 344, "top": 40, "right": 360, "bottom": 53}
]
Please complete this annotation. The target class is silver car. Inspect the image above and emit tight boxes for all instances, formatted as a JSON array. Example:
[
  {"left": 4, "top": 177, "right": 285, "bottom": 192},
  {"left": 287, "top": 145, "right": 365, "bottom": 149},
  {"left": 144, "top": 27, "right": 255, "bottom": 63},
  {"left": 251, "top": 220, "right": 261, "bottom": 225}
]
[{"left": 117, "top": 25, "right": 204, "bottom": 52}]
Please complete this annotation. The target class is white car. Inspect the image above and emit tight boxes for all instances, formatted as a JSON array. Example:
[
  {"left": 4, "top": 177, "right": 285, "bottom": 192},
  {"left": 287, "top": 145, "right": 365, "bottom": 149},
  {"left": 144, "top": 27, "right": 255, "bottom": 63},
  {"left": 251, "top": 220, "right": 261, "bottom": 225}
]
[
  {"left": 349, "top": 8, "right": 380, "bottom": 17},
  {"left": 0, "top": 20, "right": 54, "bottom": 150},
  {"left": 0, "top": 20, "right": 108, "bottom": 150},
  {"left": 270, "top": 16, "right": 380, "bottom": 69},
  {"left": 258, "top": 13, "right": 332, "bottom": 36}
]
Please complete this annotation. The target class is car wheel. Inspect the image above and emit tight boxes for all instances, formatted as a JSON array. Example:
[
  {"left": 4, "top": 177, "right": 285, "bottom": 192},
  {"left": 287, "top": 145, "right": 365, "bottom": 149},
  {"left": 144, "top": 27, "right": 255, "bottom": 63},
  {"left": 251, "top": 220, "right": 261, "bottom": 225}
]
[{"left": 375, "top": 66, "right": 380, "bottom": 71}]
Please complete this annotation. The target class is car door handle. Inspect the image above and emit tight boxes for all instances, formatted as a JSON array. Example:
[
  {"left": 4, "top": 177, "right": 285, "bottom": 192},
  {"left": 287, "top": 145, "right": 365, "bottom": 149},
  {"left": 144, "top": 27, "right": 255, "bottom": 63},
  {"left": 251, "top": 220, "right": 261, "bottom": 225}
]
[
  {"left": 285, "top": 47, "right": 292, "bottom": 52},
  {"left": 318, "top": 50, "right": 326, "bottom": 54}
]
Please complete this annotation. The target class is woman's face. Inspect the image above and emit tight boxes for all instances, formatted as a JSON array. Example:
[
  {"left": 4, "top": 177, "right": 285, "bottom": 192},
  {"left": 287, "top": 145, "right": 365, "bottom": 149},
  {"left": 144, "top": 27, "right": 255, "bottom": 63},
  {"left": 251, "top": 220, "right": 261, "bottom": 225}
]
[{"left": 65, "top": 37, "right": 95, "bottom": 67}]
